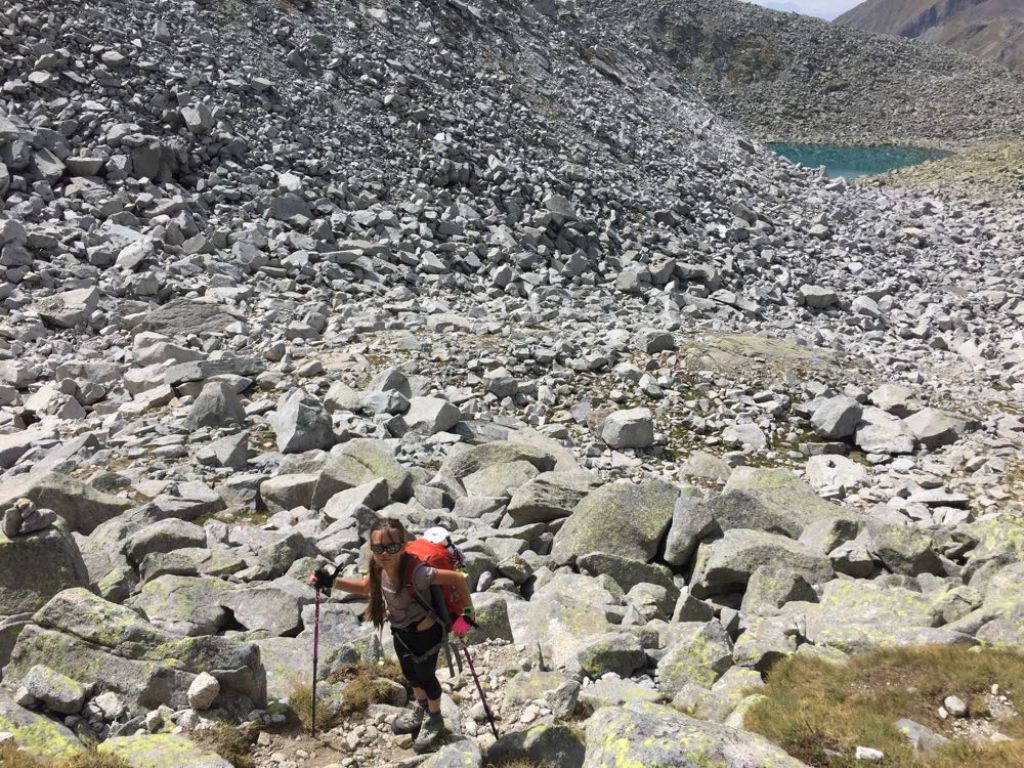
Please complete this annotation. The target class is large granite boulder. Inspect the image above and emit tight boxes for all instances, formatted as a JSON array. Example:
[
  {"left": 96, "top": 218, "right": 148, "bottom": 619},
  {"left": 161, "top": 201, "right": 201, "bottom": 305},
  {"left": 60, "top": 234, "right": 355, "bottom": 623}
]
[
  {"left": 656, "top": 620, "right": 734, "bottom": 695},
  {"left": 0, "top": 522, "right": 89, "bottom": 617},
  {"left": 582, "top": 702, "right": 810, "bottom": 767},
  {"left": 690, "top": 528, "right": 834, "bottom": 598},
  {"left": 551, "top": 478, "right": 678, "bottom": 564},
  {"left": 440, "top": 441, "right": 558, "bottom": 480},
  {"left": 0, "top": 687, "right": 82, "bottom": 759},
  {"left": 506, "top": 470, "right": 603, "bottom": 524},
  {"left": 311, "top": 438, "right": 413, "bottom": 508},
  {"left": 5, "top": 589, "right": 265, "bottom": 715},
  {"left": 0, "top": 473, "right": 131, "bottom": 534},
  {"left": 706, "top": 468, "right": 849, "bottom": 539}
]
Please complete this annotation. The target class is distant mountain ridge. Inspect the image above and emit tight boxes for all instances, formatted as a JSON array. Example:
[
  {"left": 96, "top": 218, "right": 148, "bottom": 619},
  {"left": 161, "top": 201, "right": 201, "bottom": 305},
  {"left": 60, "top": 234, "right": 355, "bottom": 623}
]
[{"left": 836, "top": 0, "right": 1024, "bottom": 71}]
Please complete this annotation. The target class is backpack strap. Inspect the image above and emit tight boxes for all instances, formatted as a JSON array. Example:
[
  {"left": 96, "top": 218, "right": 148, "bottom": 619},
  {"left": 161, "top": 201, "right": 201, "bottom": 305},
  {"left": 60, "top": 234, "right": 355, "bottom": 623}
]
[{"left": 404, "top": 555, "right": 452, "bottom": 629}]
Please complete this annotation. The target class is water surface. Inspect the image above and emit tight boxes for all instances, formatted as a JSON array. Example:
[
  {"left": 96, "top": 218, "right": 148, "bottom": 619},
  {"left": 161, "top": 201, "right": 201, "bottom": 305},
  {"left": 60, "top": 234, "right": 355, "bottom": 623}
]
[{"left": 768, "top": 143, "right": 950, "bottom": 179}]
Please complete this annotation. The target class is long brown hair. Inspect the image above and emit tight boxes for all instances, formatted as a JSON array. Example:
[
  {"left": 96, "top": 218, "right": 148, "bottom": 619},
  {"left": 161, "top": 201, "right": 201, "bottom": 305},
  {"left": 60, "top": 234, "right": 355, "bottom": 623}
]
[{"left": 364, "top": 517, "right": 408, "bottom": 630}]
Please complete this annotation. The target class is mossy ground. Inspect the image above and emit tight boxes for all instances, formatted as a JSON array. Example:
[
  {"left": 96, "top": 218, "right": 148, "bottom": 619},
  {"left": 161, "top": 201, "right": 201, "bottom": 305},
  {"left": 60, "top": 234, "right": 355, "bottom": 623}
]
[
  {"left": 287, "top": 682, "right": 335, "bottom": 734},
  {"left": 190, "top": 722, "right": 257, "bottom": 768},
  {"left": 743, "top": 645, "right": 1024, "bottom": 768},
  {"left": 0, "top": 746, "right": 130, "bottom": 768},
  {"left": 865, "top": 140, "right": 1024, "bottom": 201},
  {"left": 288, "top": 658, "right": 406, "bottom": 731},
  {"left": 325, "top": 659, "right": 407, "bottom": 716}
]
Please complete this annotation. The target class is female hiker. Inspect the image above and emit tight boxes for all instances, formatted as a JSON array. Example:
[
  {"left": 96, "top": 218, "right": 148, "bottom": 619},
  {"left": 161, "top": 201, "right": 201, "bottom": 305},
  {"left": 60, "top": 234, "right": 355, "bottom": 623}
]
[{"left": 309, "top": 517, "right": 475, "bottom": 753}]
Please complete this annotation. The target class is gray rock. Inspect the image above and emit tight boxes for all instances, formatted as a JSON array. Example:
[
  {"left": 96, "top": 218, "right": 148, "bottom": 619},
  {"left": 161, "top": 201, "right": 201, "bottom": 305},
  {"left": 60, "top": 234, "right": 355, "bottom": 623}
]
[
  {"left": 22, "top": 665, "right": 87, "bottom": 714},
  {"left": 895, "top": 718, "right": 950, "bottom": 754},
  {"left": 601, "top": 407, "right": 655, "bottom": 449},
  {"left": 656, "top": 620, "right": 734, "bottom": 695},
  {"left": 690, "top": 528, "right": 834, "bottom": 599},
  {"left": 903, "top": 408, "right": 978, "bottom": 450},
  {"left": 270, "top": 389, "right": 335, "bottom": 453},
  {"left": 810, "top": 395, "right": 862, "bottom": 440},
  {"left": 0, "top": 522, "right": 89, "bottom": 615},
  {"left": 506, "top": 471, "right": 603, "bottom": 524},
  {"left": 582, "top": 702, "right": 809, "bottom": 767},
  {"left": 312, "top": 439, "right": 413, "bottom": 508},
  {"left": 740, "top": 565, "right": 818, "bottom": 615},
  {"left": 31, "top": 287, "right": 100, "bottom": 329},
  {"left": 0, "top": 472, "right": 131, "bottom": 535},
  {"left": 488, "top": 723, "right": 584, "bottom": 768},
  {"left": 123, "top": 519, "right": 208, "bottom": 566},
  {"left": 799, "top": 284, "right": 838, "bottom": 309},
  {"left": 185, "top": 382, "right": 247, "bottom": 430},
  {"left": 855, "top": 407, "right": 916, "bottom": 455},
  {"left": 402, "top": 396, "right": 461, "bottom": 434},
  {"left": 551, "top": 478, "right": 678, "bottom": 564}
]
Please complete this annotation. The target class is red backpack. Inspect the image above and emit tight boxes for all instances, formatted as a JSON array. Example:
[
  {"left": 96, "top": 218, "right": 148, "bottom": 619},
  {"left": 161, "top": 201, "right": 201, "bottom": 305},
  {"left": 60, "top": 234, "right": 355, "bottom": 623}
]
[{"left": 403, "top": 528, "right": 466, "bottom": 629}]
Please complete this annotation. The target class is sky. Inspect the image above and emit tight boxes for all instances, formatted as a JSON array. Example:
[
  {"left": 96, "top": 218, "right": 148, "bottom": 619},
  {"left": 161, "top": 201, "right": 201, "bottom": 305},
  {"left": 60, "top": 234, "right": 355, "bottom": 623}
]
[{"left": 738, "top": 0, "right": 865, "bottom": 21}]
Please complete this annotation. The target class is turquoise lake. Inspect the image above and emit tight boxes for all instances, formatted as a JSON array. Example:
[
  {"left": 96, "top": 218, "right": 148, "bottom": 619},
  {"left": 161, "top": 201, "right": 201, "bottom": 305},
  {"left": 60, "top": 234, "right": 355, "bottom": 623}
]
[{"left": 768, "top": 143, "right": 950, "bottom": 179}]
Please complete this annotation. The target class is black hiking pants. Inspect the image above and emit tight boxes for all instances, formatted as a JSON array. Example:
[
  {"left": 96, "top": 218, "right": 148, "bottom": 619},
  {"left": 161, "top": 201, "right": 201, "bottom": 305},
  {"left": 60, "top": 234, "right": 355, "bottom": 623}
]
[{"left": 392, "top": 622, "right": 444, "bottom": 700}]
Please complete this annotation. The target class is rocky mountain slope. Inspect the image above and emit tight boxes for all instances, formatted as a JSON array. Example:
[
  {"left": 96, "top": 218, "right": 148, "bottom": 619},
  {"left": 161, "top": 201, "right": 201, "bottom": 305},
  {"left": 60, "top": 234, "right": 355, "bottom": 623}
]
[
  {"left": 836, "top": 0, "right": 1024, "bottom": 72},
  {"left": 0, "top": 0, "right": 1023, "bottom": 766},
  {"left": 582, "top": 0, "right": 1024, "bottom": 146}
]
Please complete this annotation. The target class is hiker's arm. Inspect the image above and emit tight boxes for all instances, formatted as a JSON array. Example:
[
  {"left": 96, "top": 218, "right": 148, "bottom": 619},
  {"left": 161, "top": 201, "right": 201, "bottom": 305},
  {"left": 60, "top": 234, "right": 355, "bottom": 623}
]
[
  {"left": 333, "top": 575, "right": 370, "bottom": 595},
  {"left": 431, "top": 569, "right": 474, "bottom": 611}
]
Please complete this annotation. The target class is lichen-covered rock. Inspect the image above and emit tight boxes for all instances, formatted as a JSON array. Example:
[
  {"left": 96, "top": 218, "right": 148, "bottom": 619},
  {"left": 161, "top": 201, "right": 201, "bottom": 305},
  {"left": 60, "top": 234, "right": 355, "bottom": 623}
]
[
  {"left": 690, "top": 528, "right": 834, "bottom": 599},
  {"left": 311, "top": 438, "right": 413, "bottom": 507},
  {"left": 0, "top": 472, "right": 131, "bottom": 534},
  {"left": 582, "top": 702, "right": 811, "bottom": 767},
  {"left": 21, "top": 664, "right": 87, "bottom": 714},
  {"left": 864, "top": 520, "right": 944, "bottom": 576},
  {"left": 130, "top": 575, "right": 234, "bottom": 636},
  {"left": 462, "top": 460, "right": 539, "bottom": 498},
  {"left": 99, "top": 733, "right": 233, "bottom": 767},
  {"left": 488, "top": 723, "right": 585, "bottom": 768},
  {"left": 656, "top": 620, "right": 734, "bottom": 695},
  {"left": 551, "top": 478, "right": 678, "bottom": 564},
  {"left": 573, "top": 632, "right": 647, "bottom": 678},
  {"left": 0, "top": 688, "right": 81, "bottom": 759},
  {"left": 419, "top": 738, "right": 482, "bottom": 768},
  {"left": 0, "top": 523, "right": 89, "bottom": 615},
  {"left": 709, "top": 467, "right": 850, "bottom": 539},
  {"left": 440, "top": 441, "right": 558, "bottom": 480},
  {"left": 506, "top": 470, "right": 603, "bottom": 524}
]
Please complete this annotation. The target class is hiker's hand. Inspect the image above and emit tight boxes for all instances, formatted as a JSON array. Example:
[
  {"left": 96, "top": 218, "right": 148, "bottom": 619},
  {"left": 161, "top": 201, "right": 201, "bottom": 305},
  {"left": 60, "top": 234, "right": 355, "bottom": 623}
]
[
  {"left": 308, "top": 566, "right": 333, "bottom": 593},
  {"left": 452, "top": 607, "right": 478, "bottom": 636}
]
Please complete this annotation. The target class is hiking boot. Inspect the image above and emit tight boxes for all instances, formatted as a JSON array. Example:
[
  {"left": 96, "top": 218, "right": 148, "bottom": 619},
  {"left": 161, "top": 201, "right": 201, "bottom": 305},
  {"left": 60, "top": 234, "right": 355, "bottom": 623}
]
[
  {"left": 412, "top": 713, "right": 445, "bottom": 753},
  {"left": 391, "top": 706, "right": 424, "bottom": 736}
]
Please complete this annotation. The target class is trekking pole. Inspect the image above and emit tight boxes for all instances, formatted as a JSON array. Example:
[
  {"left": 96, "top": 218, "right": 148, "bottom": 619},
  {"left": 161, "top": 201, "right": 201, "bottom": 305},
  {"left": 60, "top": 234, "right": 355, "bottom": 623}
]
[
  {"left": 311, "top": 585, "right": 320, "bottom": 738},
  {"left": 459, "top": 641, "right": 498, "bottom": 739}
]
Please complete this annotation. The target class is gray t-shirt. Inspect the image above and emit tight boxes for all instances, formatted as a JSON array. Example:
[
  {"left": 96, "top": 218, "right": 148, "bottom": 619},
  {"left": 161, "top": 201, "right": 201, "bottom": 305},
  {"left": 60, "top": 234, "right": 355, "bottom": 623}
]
[{"left": 382, "top": 562, "right": 437, "bottom": 629}]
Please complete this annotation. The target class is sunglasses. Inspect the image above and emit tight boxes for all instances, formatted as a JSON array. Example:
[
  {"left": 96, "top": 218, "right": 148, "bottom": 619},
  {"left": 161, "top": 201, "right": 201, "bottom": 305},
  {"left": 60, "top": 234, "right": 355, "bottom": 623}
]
[{"left": 370, "top": 543, "right": 403, "bottom": 555}]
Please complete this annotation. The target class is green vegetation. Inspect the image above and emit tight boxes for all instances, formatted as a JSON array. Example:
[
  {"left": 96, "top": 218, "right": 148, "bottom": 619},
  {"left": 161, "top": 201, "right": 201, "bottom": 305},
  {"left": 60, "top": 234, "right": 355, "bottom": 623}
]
[
  {"left": 287, "top": 682, "right": 335, "bottom": 734},
  {"left": 0, "top": 746, "right": 131, "bottom": 768},
  {"left": 326, "top": 659, "right": 408, "bottom": 715},
  {"left": 743, "top": 645, "right": 1024, "bottom": 768},
  {"left": 190, "top": 722, "right": 256, "bottom": 768}
]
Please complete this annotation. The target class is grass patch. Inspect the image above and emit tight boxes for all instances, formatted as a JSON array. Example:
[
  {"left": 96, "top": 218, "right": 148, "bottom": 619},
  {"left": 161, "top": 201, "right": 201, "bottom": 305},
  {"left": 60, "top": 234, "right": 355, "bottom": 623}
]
[
  {"left": 0, "top": 744, "right": 46, "bottom": 768},
  {"left": 287, "top": 683, "right": 335, "bottom": 734},
  {"left": 0, "top": 747, "right": 131, "bottom": 768},
  {"left": 325, "top": 659, "right": 408, "bottom": 715},
  {"left": 744, "top": 645, "right": 1024, "bottom": 767},
  {"left": 191, "top": 722, "right": 256, "bottom": 768}
]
